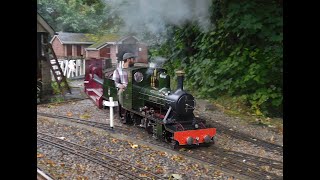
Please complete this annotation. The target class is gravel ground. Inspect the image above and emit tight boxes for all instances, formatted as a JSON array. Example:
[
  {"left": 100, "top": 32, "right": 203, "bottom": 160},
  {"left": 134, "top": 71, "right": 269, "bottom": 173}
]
[
  {"left": 194, "top": 102, "right": 283, "bottom": 146},
  {"left": 37, "top": 79, "right": 283, "bottom": 179},
  {"left": 37, "top": 117, "right": 238, "bottom": 180}
]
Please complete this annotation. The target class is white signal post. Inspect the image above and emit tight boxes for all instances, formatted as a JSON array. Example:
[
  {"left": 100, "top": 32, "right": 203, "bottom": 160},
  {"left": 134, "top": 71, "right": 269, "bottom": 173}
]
[{"left": 103, "top": 97, "right": 118, "bottom": 129}]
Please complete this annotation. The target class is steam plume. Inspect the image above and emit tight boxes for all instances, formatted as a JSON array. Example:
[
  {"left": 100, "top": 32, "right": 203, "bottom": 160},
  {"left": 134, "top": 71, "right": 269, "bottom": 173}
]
[{"left": 105, "top": 0, "right": 212, "bottom": 45}]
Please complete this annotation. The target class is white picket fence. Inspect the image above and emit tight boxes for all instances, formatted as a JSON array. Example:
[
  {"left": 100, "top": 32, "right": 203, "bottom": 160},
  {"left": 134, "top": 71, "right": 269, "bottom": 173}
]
[{"left": 50, "top": 59, "right": 85, "bottom": 80}]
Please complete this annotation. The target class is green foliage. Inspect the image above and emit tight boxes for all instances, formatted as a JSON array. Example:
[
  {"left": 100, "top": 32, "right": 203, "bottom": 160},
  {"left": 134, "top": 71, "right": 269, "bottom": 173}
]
[
  {"left": 37, "top": 0, "right": 116, "bottom": 33},
  {"left": 51, "top": 80, "right": 71, "bottom": 95},
  {"left": 51, "top": 81, "right": 61, "bottom": 95},
  {"left": 151, "top": 0, "right": 283, "bottom": 117}
]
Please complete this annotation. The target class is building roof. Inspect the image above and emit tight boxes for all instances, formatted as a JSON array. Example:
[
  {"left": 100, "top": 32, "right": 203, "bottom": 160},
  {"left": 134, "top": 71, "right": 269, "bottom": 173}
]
[
  {"left": 117, "top": 35, "right": 139, "bottom": 43},
  {"left": 87, "top": 34, "right": 120, "bottom": 49},
  {"left": 51, "top": 32, "right": 96, "bottom": 44},
  {"left": 86, "top": 35, "right": 140, "bottom": 50},
  {"left": 37, "top": 12, "right": 55, "bottom": 35},
  {"left": 50, "top": 32, "right": 142, "bottom": 50}
]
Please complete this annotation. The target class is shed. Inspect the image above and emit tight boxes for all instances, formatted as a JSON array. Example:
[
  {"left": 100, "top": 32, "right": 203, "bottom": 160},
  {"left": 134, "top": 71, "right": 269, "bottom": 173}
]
[
  {"left": 50, "top": 32, "right": 95, "bottom": 59},
  {"left": 85, "top": 35, "right": 148, "bottom": 64}
]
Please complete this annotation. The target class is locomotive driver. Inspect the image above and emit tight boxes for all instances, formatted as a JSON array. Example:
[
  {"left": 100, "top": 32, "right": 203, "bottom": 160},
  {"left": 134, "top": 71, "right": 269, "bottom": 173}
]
[{"left": 112, "top": 52, "right": 136, "bottom": 119}]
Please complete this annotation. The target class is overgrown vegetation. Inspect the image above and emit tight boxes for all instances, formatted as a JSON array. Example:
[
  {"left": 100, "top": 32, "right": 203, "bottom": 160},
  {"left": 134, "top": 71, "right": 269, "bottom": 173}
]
[
  {"left": 151, "top": 0, "right": 283, "bottom": 117},
  {"left": 51, "top": 80, "right": 71, "bottom": 95},
  {"left": 37, "top": 0, "right": 120, "bottom": 34}
]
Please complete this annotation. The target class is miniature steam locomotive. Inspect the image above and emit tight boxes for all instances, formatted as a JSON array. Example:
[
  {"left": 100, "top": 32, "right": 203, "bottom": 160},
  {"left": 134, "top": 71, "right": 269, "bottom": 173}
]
[{"left": 84, "top": 58, "right": 216, "bottom": 148}]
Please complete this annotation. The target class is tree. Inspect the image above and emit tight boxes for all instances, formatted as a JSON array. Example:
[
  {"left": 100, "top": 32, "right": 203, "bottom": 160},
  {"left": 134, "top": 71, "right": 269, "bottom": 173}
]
[
  {"left": 37, "top": 0, "right": 110, "bottom": 33},
  {"left": 152, "top": 0, "right": 283, "bottom": 117}
]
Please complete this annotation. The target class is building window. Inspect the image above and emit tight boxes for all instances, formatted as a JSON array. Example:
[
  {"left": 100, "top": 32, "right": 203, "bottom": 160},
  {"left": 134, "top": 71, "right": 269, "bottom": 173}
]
[
  {"left": 77, "top": 45, "right": 82, "bottom": 56},
  {"left": 66, "top": 45, "right": 72, "bottom": 56}
]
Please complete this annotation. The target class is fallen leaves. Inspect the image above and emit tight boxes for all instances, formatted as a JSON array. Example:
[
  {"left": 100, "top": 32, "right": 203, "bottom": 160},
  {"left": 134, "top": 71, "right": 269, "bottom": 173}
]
[
  {"left": 171, "top": 174, "right": 182, "bottom": 179},
  {"left": 131, "top": 144, "right": 139, "bottom": 149},
  {"left": 66, "top": 111, "right": 73, "bottom": 117},
  {"left": 259, "top": 149, "right": 266, "bottom": 156},
  {"left": 128, "top": 142, "right": 139, "bottom": 149},
  {"left": 37, "top": 153, "right": 44, "bottom": 158},
  {"left": 64, "top": 127, "right": 70, "bottom": 131},
  {"left": 80, "top": 113, "right": 91, "bottom": 119},
  {"left": 76, "top": 176, "right": 88, "bottom": 180},
  {"left": 57, "top": 137, "right": 66, "bottom": 140},
  {"left": 155, "top": 167, "right": 164, "bottom": 174},
  {"left": 76, "top": 164, "right": 86, "bottom": 173},
  {"left": 270, "top": 135, "right": 275, "bottom": 143},
  {"left": 260, "top": 165, "right": 271, "bottom": 171},
  {"left": 171, "top": 155, "right": 185, "bottom": 162},
  {"left": 135, "top": 160, "right": 143, "bottom": 168},
  {"left": 157, "top": 151, "right": 167, "bottom": 156},
  {"left": 45, "top": 159, "right": 56, "bottom": 167},
  {"left": 111, "top": 138, "right": 118, "bottom": 143},
  {"left": 139, "top": 173, "right": 148, "bottom": 177}
]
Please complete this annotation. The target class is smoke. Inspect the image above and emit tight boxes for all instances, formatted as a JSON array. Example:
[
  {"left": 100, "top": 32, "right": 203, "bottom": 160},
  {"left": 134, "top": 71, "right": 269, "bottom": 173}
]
[
  {"left": 105, "top": 0, "right": 212, "bottom": 45},
  {"left": 145, "top": 56, "right": 168, "bottom": 76}
]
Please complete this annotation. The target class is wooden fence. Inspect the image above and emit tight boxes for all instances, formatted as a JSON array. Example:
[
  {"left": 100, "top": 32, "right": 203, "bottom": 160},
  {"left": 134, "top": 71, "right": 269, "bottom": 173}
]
[{"left": 50, "top": 59, "right": 85, "bottom": 80}]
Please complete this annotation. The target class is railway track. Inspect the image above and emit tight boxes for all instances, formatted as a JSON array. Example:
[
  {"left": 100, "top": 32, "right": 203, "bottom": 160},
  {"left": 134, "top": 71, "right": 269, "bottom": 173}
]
[
  {"left": 212, "top": 146, "right": 283, "bottom": 169},
  {"left": 38, "top": 97, "right": 89, "bottom": 106},
  {"left": 179, "top": 146, "right": 282, "bottom": 179},
  {"left": 38, "top": 112, "right": 283, "bottom": 154},
  {"left": 37, "top": 112, "right": 127, "bottom": 132},
  {"left": 145, "top": 137, "right": 282, "bottom": 180},
  {"left": 37, "top": 167, "right": 54, "bottom": 180},
  {"left": 39, "top": 98, "right": 283, "bottom": 155},
  {"left": 37, "top": 132, "right": 164, "bottom": 180},
  {"left": 197, "top": 116, "right": 283, "bottom": 155},
  {"left": 37, "top": 112, "right": 283, "bottom": 179}
]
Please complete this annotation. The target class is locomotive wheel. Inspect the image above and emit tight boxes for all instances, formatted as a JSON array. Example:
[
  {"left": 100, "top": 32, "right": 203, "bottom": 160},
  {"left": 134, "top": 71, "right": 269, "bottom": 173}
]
[
  {"left": 118, "top": 105, "right": 129, "bottom": 124},
  {"left": 146, "top": 125, "right": 153, "bottom": 134},
  {"left": 203, "top": 137, "right": 215, "bottom": 147},
  {"left": 118, "top": 105, "right": 124, "bottom": 120},
  {"left": 163, "top": 131, "right": 172, "bottom": 143},
  {"left": 171, "top": 140, "right": 179, "bottom": 149},
  {"left": 132, "top": 114, "right": 141, "bottom": 126},
  {"left": 122, "top": 111, "right": 132, "bottom": 124}
]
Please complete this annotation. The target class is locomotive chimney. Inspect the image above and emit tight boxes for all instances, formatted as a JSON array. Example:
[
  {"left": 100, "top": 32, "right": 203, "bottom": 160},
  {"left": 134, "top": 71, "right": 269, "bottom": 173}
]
[{"left": 176, "top": 70, "right": 185, "bottom": 90}]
